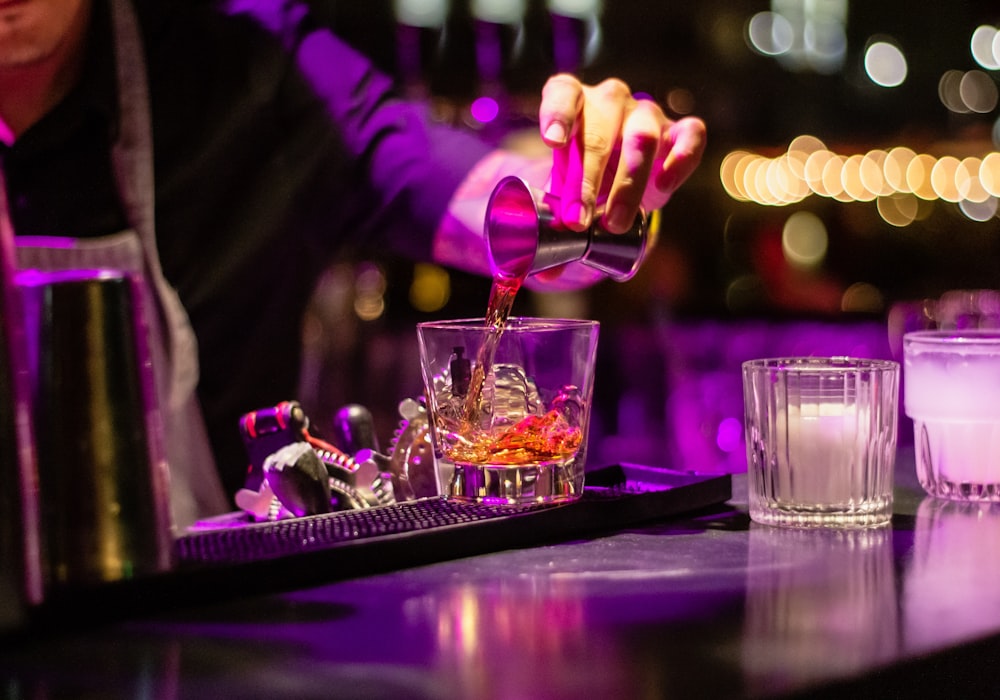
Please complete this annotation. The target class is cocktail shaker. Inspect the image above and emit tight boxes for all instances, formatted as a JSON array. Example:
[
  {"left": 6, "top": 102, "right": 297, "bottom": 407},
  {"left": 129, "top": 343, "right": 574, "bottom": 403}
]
[
  {"left": 0, "top": 210, "right": 42, "bottom": 631},
  {"left": 19, "top": 269, "right": 173, "bottom": 588}
]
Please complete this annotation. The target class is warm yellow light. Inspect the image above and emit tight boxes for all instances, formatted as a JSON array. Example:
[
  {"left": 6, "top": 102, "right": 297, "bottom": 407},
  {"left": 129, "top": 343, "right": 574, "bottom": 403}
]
[
  {"left": 720, "top": 151, "right": 752, "bottom": 201},
  {"left": 719, "top": 138, "right": 1000, "bottom": 223},
  {"left": 409, "top": 263, "right": 451, "bottom": 313},
  {"left": 883, "top": 146, "right": 916, "bottom": 193},
  {"left": 860, "top": 150, "right": 893, "bottom": 197},
  {"left": 821, "top": 154, "right": 847, "bottom": 199},
  {"left": 906, "top": 154, "right": 938, "bottom": 200},
  {"left": 980, "top": 152, "right": 1000, "bottom": 197},
  {"left": 802, "top": 150, "right": 831, "bottom": 196},
  {"left": 786, "top": 134, "right": 826, "bottom": 178},
  {"left": 742, "top": 156, "right": 768, "bottom": 205},
  {"left": 931, "top": 156, "right": 962, "bottom": 202},
  {"left": 957, "top": 157, "right": 990, "bottom": 203},
  {"left": 841, "top": 282, "right": 885, "bottom": 314},
  {"left": 768, "top": 156, "right": 808, "bottom": 203},
  {"left": 876, "top": 193, "right": 919, "bottom": 227},
  {"left": 842, "top": 154, "right": 875, "bottom": 202},
  {"left": 782, "top": 211, "right": 828, "bottom": 268},
  {"left": 753, "top": 157, "right": 780, "bottom": 205}
]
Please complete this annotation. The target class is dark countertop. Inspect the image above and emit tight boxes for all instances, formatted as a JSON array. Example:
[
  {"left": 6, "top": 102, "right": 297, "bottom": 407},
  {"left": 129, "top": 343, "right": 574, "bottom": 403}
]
[{"left": 3, "top": 448, "right": 1000, "bottom": 699}]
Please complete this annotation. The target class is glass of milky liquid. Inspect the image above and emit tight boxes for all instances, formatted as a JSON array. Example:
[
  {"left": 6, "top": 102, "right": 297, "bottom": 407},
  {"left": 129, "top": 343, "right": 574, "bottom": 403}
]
[
  {"left": 742, "top": 357, "right": 900, "bottom": 528},
  {"left": 904, "top": 330, "right": 1000, "bottom": 501},
  {"left": 417, "top": 317, "right": 599, "bottom": 505}
]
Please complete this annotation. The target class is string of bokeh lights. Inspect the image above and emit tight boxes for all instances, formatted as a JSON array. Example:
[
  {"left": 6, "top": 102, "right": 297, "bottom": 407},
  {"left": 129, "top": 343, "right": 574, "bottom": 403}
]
[
  {"left": 728, "top": 13, "right": 1000, "bottom": 226},
  {"left": 720, "top": 137, "right": 1000, "bottom": 225}
]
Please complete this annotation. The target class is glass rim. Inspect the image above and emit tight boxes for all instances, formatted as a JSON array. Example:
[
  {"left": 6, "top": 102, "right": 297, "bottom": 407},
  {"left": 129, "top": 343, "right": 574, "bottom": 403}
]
[
  {"left": 416, "top": 316, "right": 599, "bottom": 331},
  {"left": 742, "top": 356, "right": 899, "bottom": 372},
  {"left": 903, "top": 329, "right": 1000, "bottom": 345}
]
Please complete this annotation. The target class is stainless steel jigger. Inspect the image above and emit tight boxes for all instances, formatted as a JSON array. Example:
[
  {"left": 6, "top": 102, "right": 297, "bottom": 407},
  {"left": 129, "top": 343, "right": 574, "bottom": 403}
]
[{"left": 485, "top": 175, "right": 650, "bottom": 282}]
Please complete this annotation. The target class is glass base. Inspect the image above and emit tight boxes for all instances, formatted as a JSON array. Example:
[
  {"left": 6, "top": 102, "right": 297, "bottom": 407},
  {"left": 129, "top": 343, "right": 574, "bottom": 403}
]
[
  {"left": 447, "top": 458, "right": 584, "bottom": 505},
  {"left": 914, "top": 419, "right": 1000, "bottom": 502},
  {"left": 917, "top": 475, "right": 1000, "bottom": 502},
  {"left": 749, "top": 499, "right": 893, "bottom": 529}
]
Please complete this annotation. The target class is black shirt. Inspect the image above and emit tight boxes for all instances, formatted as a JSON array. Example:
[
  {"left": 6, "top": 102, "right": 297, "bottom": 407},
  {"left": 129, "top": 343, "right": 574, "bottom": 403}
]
[{"left": 0, "top": 0, "right": 491, "bottom": 496}]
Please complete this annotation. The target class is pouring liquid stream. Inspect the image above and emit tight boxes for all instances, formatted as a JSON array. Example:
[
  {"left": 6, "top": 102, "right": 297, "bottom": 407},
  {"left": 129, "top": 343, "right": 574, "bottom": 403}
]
[
  {"left": 451, "top": 273, "right": 582, "bottom": 466},
  {"left": 460, "top": 274, "right": 521, "bottom": 430}
]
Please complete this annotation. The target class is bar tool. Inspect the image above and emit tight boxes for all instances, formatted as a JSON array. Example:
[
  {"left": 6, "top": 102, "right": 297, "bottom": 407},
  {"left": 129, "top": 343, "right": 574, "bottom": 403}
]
[
  {"left": 24, "top": 269, "right": 174, "bottom": 586},
  {"left": 236, "top": 401, "right": 393, "bottom": 520},
  {"left": 331, "top": 403, "right": 381, "bottom": 455},
  {"left": 0, "top": 191, "right": 42, "bottom": 630},
  {"left": 263, "top": 442, "right": 333, "bottom": 518},
  {"left": 485, "top": 175, "right": 650, "bottom": 282}
]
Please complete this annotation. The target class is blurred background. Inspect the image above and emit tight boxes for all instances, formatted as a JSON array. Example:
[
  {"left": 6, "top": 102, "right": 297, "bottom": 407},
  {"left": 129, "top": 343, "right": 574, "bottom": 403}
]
[{"left": 295, "top": 0, "right": 1000, "bottom": 472}]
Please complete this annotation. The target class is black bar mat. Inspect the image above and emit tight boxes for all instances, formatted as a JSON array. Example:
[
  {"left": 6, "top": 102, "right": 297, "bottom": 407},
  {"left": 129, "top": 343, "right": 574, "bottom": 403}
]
[
  {"left": 176, "top": 463, "right": 732, "bottom": 567},
  {"left": 22, "top": 464, "right": 731, "bottom": 631}
]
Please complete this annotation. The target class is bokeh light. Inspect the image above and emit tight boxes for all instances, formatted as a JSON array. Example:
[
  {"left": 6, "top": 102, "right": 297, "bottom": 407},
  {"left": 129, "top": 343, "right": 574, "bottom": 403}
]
[
  {"left": 394, "top": 0, "right": 448, "bottom": 27},
  {"left": 716, "top": 417, "right": 743, "bottom": 453},
  {"left": 471, "top": 0, "right": 526, "bottom": 23},
  {"left": 960, "top": 70, "right": 999, "bottom": 113},
  {"left": 666, "top": 87, "right": 696, "bottom": 115},
  {"left": 721, "top": 136, "right": 1000, "bottom": 224},
  {"left": 940, "top": 69, "right": 999, "bottom": 113},
  {"left": 938, "top": 70, "right": 968, "bottom": 113},
  {"left": 547, "top": 0, "right": 602, "bottom": 18},
  {"left": 746, "top": 11, "right": 794, "bottom": 56},
  {"left": 782, "top": 211, "right": 828, "bottom": 268},
  {"left": 971, "top": 25, "right": 1000, "bottom": 71},
  {"left": 470, "top": 96, "right": 500, "bottom": 124},
  {"left": 906, "top": 154, "right": 937, "bottom": 200},
  {"left": 959, "top": 197, "right": 999, "bottom": 222},
  {"left": 841, "top": 282, "right": 885, "bottom": 314},
  {"left": 864, "top": 40, "right": 907, "bottom": 87},
  {"left": 354, "top": 263, "right": 387, "bottom": 321},
  {"left": 409, "top": 263, "right": 451, "bottom": 312}
]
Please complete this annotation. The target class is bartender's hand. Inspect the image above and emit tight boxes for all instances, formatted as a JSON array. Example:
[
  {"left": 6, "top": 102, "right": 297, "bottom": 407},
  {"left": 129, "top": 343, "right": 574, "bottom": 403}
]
[{"left": 539, "top": 74, "right": 706, "bottom": 234}]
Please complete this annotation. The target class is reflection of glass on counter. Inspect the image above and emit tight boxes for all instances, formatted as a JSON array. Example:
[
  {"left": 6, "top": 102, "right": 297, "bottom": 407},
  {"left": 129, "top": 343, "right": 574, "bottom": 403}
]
[
  {"left": 405, "top": 578, "right": 632, "bottom": 698},
  {"left": 904, "top": 498, "right": 1000, "bottom": 654},
  {"left": 742, "top": 525, "right": 898, "bottom": 695}
]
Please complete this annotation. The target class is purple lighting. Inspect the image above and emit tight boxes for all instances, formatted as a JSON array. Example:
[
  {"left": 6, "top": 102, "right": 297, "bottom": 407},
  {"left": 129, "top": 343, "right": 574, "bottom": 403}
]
[
  {"left": 716, "top": 417, "right": 742, "bottom": 453},
  {"left": 470, "top": 96, "right": 499, "bottom": 124}
]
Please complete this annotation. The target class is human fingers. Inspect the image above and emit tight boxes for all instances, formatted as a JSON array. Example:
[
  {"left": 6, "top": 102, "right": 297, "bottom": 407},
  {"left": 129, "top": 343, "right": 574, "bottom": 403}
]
[
  {"left": 652, "top": 116, "right": 707, "bottom": 202},
  {"left": 564, "top": 78, "right": 631, "bottom": 231},
  {"left": 539, "top": 73, "right": 584, "bottom": 149},
  {"left": 602, "top": 99, "right": 665, "bottom": 233},
  {"left": 539, "top": 74, "right": 584, "bottom": 227}
]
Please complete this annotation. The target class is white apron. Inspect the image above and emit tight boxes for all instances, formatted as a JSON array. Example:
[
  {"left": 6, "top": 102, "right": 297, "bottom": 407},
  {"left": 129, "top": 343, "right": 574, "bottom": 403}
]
[{"left": 0, "top": 0, "right": 229, "bottom": 530}]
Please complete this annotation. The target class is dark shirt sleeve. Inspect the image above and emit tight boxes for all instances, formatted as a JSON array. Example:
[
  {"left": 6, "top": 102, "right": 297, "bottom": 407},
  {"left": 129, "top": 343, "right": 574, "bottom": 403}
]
[
  {"left": 229, "top": 0, "right": 494, "bottom": 261},
  {"left": 143, "top": 0, "right": 496, "bottom": 494}
]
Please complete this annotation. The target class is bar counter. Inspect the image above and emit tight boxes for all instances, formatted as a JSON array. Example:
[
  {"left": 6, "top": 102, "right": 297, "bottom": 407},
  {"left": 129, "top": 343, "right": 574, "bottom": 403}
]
[{"left": 2, "top": 447, "right": 998, "bottom": 699}]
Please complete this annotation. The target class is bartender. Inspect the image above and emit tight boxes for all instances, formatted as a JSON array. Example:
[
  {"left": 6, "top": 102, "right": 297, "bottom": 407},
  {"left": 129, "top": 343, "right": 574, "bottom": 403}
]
[{"left": 0, "top": 0, "right": 706, "bottom": 527}]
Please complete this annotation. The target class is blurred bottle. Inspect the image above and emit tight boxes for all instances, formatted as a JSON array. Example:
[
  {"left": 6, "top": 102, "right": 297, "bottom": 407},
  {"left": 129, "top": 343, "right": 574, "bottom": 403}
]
[
  {"left": 547, "top": 0, "right": 603, "bottom": 74},
  {"left": 0, "top": 196, "right": 43, "bottom": 633},
  {"left": 393, "top": 0, "right": 450, "bottom": 99}
]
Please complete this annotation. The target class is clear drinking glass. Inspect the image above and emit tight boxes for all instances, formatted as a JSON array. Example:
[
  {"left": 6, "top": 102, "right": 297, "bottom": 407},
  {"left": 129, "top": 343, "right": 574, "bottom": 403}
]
[
  {"left": 742, "top": 357, "right": 900, "bottom": 527},
  {"left": 904, "top": 330, "right": 1000, "bottom": 501},
  {"left": 416, "top": 317, "right": 600, "bottom": 504}
]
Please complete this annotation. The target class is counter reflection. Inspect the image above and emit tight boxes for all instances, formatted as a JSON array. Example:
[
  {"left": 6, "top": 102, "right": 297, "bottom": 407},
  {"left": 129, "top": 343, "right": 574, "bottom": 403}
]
[
  {"left": 403, "top": 577, "right": 632, "bottom": 699},
  {"left": 742, "top": 524, "right": 899, "bottom": 695},
  {"left": 904, "top": 498, "right": 1000, "bottom": 654}
]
